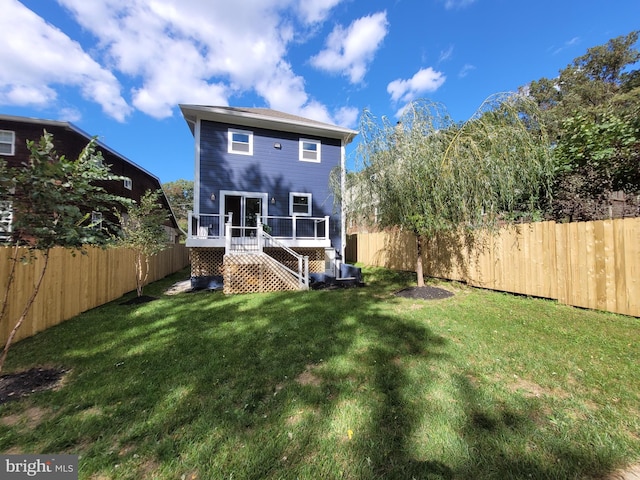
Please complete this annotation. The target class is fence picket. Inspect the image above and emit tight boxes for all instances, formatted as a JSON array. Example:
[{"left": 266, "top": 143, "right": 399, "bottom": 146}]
[
  {"left": 0, "top": 244, "right": 190, "bottom": 344},
  {"left": 347, "top": 218, "right": 640, "bottom": 317}
]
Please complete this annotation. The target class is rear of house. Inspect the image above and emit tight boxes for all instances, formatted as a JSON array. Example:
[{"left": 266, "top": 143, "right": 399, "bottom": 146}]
[{"left": 180, "top": 105, "right": 358, "bottom": 294}]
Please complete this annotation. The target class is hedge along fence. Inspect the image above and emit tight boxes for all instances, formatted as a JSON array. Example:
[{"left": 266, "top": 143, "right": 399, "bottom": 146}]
[
  {"left": 346, "top": 217, "right": 640, "bottom": 318},
  {"left": 0, "top": 244, "right": 190, "bottom": 345}
]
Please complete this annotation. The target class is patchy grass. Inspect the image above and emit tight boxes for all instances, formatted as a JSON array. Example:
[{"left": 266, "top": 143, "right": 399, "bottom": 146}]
[{"left": 0, "top": 267, "right": 638, "bottom": 479}]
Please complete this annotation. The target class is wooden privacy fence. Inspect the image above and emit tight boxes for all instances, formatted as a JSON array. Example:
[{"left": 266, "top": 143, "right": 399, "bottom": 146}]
[
  {"left": 0, "top": 244, "right": 190, "bottom": 345},
  {"left": 347, "top": 218, "right": 640, "bottom": 317}
]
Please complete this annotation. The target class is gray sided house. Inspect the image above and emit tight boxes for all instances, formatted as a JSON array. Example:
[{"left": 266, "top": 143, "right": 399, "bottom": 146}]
[{"left": 180, "top": 105, "right": 359, "bottom": 294}]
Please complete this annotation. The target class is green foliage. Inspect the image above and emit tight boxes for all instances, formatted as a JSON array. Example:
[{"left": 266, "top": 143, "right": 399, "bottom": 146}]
[
  {"left": 0, "top": 131, "right": 130, "bottom": 373},
  {"left": 116, "top": 190, "right": 169, "bottom": 256},
  {"left": 351, "top": 94, "right": 554, "bottom": 286},
  {"left": 0, "top": 132, "right": 130, "bottom": 253},
  {"left": 526, "top": 31, "right": 640, "bottom": 220},
  {"left": 161, "top": 179, "right": 193, "bottom": 231},
  {"left": 115, "top": 189, "right": 169, "bottom": 296},
  {"left": 353, "top": 94, "right": 553, "bottom": 238}
]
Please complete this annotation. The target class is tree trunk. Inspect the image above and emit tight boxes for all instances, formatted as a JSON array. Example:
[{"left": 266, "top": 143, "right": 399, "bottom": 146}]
[
  {"left": 135, "top": 251, "right": 150, "bottom": 297},
  {"left": 136, "top": 251, "right": 143, "bottom": 297},
  {"left": 0, "top": 244, "right": 20, "bottom": 325},
  {"left": 0, "top": 249, "right": 50, "bottom": 375},
  {"left": 416, "top": 234, "right": 425, "bottom": 287}
]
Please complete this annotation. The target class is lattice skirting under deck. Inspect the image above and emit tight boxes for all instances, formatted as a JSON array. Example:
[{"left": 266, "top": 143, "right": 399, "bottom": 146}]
[
  {"left": 190, "top": 248, "right": 225, "bottom": 277},
  {"left": 223, "top": 253, "right": 300, "bottom": 294},
  {"left": 263, "top": 247, "right": 325, "bottom": 274},
  {"left": 190, "top": 247, "right": 326, "bottom": 294}
]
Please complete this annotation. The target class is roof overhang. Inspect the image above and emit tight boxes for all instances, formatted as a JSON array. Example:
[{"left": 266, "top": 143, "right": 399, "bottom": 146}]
[{"left": 180, "top": 105, "right": 358, "bottom": 145}]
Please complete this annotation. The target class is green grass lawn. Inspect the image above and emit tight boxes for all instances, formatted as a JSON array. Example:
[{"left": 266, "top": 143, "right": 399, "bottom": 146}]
[{"left": 1, "top": 267, "right": 638, "bottom": 479}]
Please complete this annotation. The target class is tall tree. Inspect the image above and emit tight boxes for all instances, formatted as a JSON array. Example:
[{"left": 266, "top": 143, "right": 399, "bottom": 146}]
[
  {"left": 115, "top": 190, "right": 169, "bottom": 298},
  {"left": 0, "top": 132, "right": 129, "bottom": 373},
  {"left": 527, "top": 31, "right": 640, "bottom": 220},
  {"left": 352, "top": 94, "right": 553, "bottom": 286},
  {"left": 528, "top": 31, "right": 639, "bottom": 136},
  {"left": 162, "top": 179, "right": 193, "bottom": 232}
]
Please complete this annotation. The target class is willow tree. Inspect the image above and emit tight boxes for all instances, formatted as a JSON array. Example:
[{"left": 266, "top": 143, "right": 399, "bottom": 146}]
[{"left": 352, "top": 93, "right": 554, "bottom": 287}]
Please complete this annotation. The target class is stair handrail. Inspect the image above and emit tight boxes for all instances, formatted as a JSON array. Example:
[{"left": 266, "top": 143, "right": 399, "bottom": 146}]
[{"left": 258, "top": 220, "right": 309, "bottom": 289}]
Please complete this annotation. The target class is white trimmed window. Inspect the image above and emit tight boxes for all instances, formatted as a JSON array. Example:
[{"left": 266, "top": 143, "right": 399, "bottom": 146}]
[
  {"left": 123, "top": 177, "right": 132, "bottom": 190},
  {"left": 228, "top": 128, "right": 253, "bottom": 155},
  {"left": 289, "top": 192, "right": 312, "bottom": 216},
  {"left": 91, "top": 211, "right": 103, "bottom": 229},
  {"left": 0, "top": 201, "right": 12, "bottom": 237},
  {"left": 299, "top": 138, "right": 321, "bottom": 162},
  {"left": 0, "top": 130, "right": 15, "bottom": 156}
]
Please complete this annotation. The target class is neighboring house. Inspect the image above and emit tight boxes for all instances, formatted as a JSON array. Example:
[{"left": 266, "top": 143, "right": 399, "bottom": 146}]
[
  {"left": 180, "top": 105, "right": 359, "bottom": 293},
  {"left": 0, "top": 114, "right": 181, "bottom": 243}
]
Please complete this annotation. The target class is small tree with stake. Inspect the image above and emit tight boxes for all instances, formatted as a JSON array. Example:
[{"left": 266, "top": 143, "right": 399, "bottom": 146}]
[
  {"left": 115, "top": 190, "right": 169, "bottom": 298},
  {"left": 0, "top": 132, "right": 129, "bottom": 374}
]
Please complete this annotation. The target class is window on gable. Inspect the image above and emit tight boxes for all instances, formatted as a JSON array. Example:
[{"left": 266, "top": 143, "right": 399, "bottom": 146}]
[
  {"left": 299, "top": 138, "right": 321, "bottom": 162},
  {"left": 123, "top": 178, "right": 132, "bottom": 190},
  {"left": 0, "top": 130, "right": 15, "bottom": 156},
  {"left": 228, "top": 128, "right": 253, "bottom": 155},
  {"left": 289, "top": 192, "right": 312, "bottom": 216}
]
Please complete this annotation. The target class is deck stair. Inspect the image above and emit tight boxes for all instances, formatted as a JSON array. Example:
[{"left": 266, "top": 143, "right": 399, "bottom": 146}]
[
  {"left": 223, "top": 253, "right": 301, "bottom": 294},
  {"left": 222, "top": 217, "right": 309, "bottom": 294}
]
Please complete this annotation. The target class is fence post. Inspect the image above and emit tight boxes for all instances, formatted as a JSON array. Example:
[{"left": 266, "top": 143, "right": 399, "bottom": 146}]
[
  {"left": 292, "top": 215, "right": 297, "bottom": 241},
  {"left": 225, "top": 217, "right": 232, "bottom": 254},
  {"left": 257, "top": 215, "right": 264, "bottom": 253}
]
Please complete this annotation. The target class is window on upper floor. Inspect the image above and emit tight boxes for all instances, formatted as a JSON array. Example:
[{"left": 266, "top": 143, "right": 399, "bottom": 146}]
[
  {"left": 123, "top": 178, "right": 132, "bottom": 190},
  {"left": 0, "top": 130, "right": 15, "bottom": 156},
  {"left": 299, "top": 138, "right": 321, "bottom": 162},
  {"left": 289, "top": 192, "right": 312, "bottom": 216},
  {"left": 228, "top": 128, "right": 253, "bottom": 155}
]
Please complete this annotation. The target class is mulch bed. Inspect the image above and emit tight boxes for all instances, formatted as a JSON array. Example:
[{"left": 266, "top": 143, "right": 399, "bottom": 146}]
[
  {"left": 394, "top": 286, "right": 454, "bottom": 300},
  {"left": 0, "top": 366, "right": 68, "bottom": 405}
]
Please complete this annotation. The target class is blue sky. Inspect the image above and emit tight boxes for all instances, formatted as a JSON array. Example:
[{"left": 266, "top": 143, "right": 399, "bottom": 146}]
[{"left": 1, "top": 0, "right": 638, "bottom": 183}]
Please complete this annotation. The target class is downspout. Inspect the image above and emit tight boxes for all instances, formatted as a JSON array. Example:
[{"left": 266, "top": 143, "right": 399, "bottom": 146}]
[{"left": 340, "top": 139, "right": 346, "bottom": 263}]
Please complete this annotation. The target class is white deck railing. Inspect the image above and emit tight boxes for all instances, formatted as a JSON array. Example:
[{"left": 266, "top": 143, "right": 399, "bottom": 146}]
[
  {"left": 222, "top": 216, "right": 309, "bottom": 290},
  {"left": 188, "top": 212, "right": 329, "bottom": 242},
  {"left": 188, "top": 212, "right": 224, "bottom": 239}
]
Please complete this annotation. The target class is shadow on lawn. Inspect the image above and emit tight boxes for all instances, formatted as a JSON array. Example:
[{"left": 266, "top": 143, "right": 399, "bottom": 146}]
[{"left": 0, "top": 270, "right": 624, "bottom": 479}]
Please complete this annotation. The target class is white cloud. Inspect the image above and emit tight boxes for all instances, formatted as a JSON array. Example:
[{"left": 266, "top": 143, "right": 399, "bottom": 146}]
[
  {"left": 0, "top": 0, "right": 131, "bottom": 121},
  {"left": 334, "top": 106, "right": 359, "bottom": 128},
  {"left": 58, "top": 107, "right": 83, "bottom": 123},
  {"left": 310, "top": 11, "right": 389, "bottom": 84},
  {"left": 443, "top": 0, "right": 477, "bottom": 9},
  {"left": 51, "top": 0, "right": 353, "bottom": 123},
  {"left": 387, "top": 67, "right": 446, "bottom": 104},
  {"left": 439, "top": 45, "right": 454, "bottom": 63},
  {"left": 1, "top": 0, "right": 358, "bottom": 126},
  {"left": 297, "top": 0, "right": 343, "bottom": 24},
  {"left": 553, "top": 36, "right": 581, "bottom": 55},
  {"left": 458, "top": 64, "right": 476, "bottom": 78}
]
